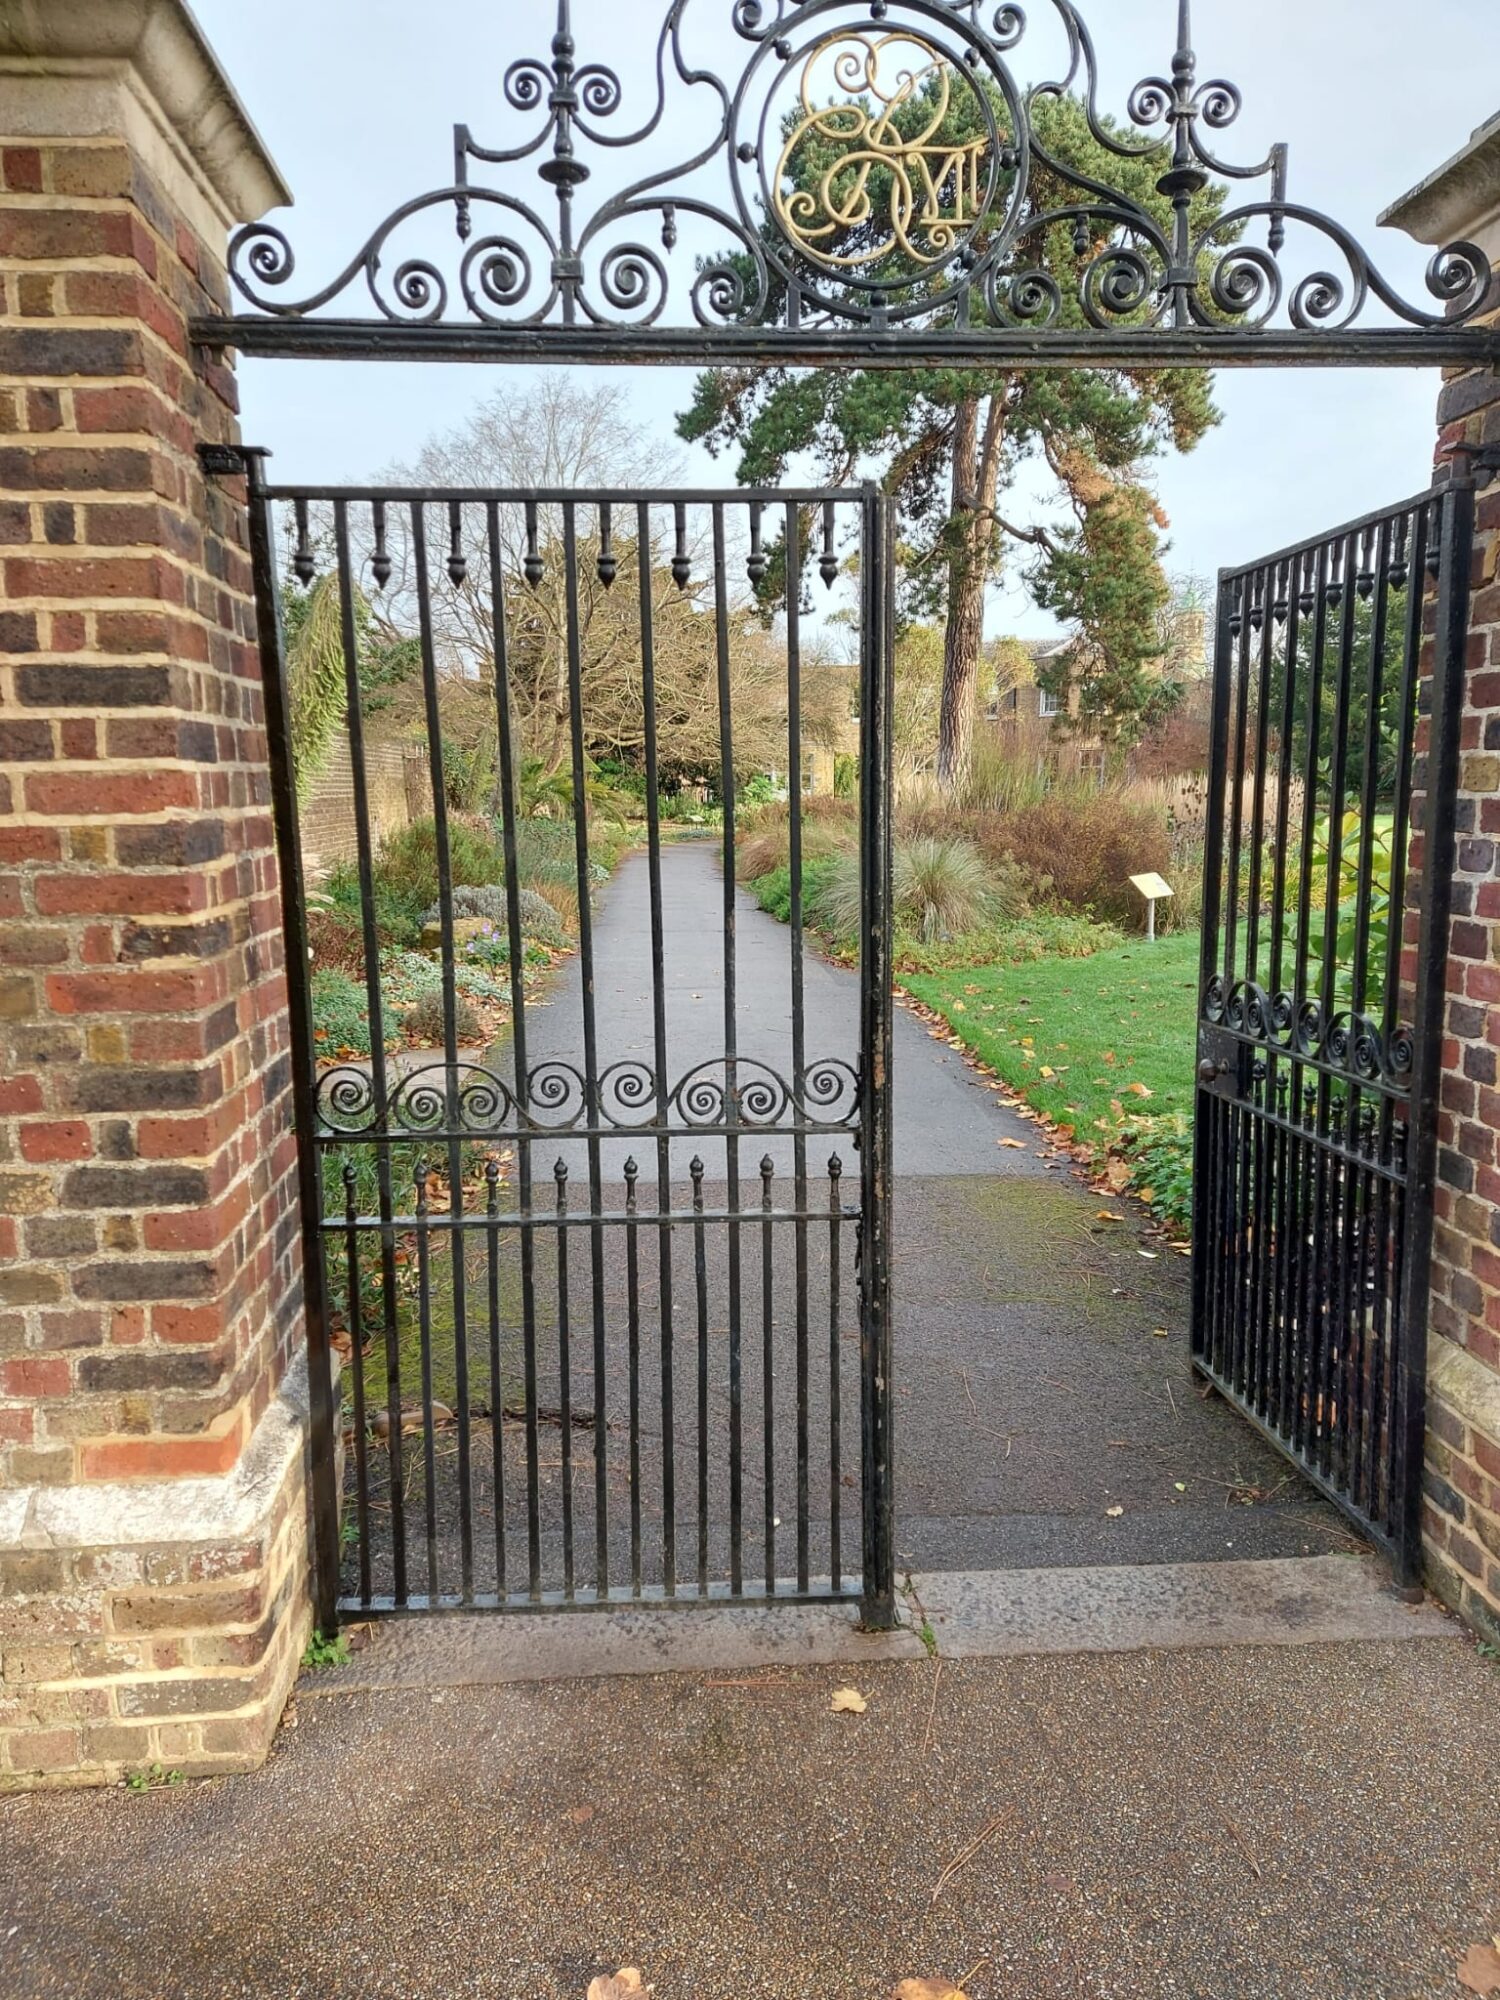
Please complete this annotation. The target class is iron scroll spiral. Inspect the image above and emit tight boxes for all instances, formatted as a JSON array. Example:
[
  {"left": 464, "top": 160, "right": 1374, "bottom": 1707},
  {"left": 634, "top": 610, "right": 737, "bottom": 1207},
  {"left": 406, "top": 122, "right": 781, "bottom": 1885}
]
[
  {"left": 1203, "top": 980, "right": 1416, "bottom": 1091},
  {"left": 314, "top": 1055, "right": 861, "bottom": 1139}
]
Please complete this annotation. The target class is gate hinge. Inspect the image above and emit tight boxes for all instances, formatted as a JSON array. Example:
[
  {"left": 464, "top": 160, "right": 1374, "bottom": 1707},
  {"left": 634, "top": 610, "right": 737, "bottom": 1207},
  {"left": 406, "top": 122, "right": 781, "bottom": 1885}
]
[
  {"left": 1441, "top": 441, "right": 1500, "bottom": 489},
  {"left": 198, "top": 441, "right": 250, "bottom": 479}
]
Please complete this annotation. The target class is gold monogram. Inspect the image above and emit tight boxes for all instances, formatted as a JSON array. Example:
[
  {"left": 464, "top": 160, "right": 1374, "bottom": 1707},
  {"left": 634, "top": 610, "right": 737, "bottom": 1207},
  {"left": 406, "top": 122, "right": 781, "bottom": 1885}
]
[{"left": 773, "top": 34, "right": 993, "bottom": 271}]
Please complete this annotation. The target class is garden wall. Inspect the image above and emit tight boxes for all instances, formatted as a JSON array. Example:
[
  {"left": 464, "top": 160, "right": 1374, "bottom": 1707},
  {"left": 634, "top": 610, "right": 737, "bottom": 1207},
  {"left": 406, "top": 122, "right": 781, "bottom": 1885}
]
[
  {"left": 299, "top": 738, "right": 422, "bottom": 876},
  {"left": 1386, "top": 119, "right": 1500, "bottom": 1643},
  {"left": 0, "top": 1, "right": 317, "bottom": 1786}
]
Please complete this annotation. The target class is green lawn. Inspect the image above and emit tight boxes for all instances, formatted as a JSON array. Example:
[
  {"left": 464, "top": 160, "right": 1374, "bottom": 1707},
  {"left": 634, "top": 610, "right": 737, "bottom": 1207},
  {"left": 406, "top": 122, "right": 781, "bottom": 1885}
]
[{"left": 902, "top": 930, "right": 1201, "bottom": 1234}]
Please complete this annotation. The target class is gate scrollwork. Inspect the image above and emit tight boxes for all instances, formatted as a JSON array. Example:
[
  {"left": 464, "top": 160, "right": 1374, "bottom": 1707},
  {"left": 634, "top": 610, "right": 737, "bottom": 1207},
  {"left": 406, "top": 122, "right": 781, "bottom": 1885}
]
[{"left": 223, "top": 0, "right": 1489, "bottom": 346}]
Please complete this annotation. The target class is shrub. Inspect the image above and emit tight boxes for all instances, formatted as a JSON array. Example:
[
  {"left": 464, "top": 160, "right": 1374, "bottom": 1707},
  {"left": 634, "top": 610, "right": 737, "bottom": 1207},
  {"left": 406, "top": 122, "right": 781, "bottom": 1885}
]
[
  {"left": 813, "top": 834, "right": 1011, "bottom": 946},
  {"left": 379, "top": 817, "right": 509, "bottom": 911},
  {"left": 738, "top": 796, "right": 858, "bottom": 882},
  {"left": 421, "top": 883, "right": 571, "bottom": 948},
  {"left": 989, "top": 786, "right": 1171, "bottom": 926},
  {"left": 403, "top": 990, "right": 482, "bottom": 1045},
  {"left": 311, "top": 967, "right": 371, "bottom": 1059},
  {"left": 747, "top": 855, "right": 843, "bottom": 926},
  {"left": 307, "top": 902, "right": 367, "bottom": 977},
  {"left": 322, "top": 860, "right": 427, "bottom": 953},
  {"left": 898, "top": 836, "right": 1007, "bottom": 941}
]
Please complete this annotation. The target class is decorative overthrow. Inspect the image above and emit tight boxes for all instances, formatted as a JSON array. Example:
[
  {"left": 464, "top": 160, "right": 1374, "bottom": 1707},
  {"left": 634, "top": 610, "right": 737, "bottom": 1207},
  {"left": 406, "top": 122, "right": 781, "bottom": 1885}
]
[{"left": 215, "top": 0, "right": 1491, "bottom": 354}]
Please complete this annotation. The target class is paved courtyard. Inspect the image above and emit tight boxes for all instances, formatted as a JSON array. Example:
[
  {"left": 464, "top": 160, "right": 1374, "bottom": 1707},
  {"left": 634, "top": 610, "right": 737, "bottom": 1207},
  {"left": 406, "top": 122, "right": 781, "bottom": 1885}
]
[{"left": 4, "top": 1635, "right": 1496, "bottom": 2000}]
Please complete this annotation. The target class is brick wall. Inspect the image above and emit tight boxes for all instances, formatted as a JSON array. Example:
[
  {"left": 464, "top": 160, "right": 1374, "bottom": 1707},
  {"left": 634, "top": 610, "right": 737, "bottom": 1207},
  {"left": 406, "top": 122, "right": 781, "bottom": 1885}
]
[
  {"left": 1385, "top": 128, "right": 1500, "bottom": 1645},
  {"left": 0, "top": 5, "right": 313, "bottom": 1787},
  {"left": 1420, "top": 333, "right": 1500, "bottom": 1646}
]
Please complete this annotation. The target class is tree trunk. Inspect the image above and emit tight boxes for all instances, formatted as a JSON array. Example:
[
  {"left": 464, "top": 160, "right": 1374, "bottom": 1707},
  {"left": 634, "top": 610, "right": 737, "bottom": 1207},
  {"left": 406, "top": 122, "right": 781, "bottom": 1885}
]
[
  {"left": 937, "top": 542, "right": 985, "bottom": 795},
  {"left": 936, "top": 393, "right": 1005, "bottom": 796}
]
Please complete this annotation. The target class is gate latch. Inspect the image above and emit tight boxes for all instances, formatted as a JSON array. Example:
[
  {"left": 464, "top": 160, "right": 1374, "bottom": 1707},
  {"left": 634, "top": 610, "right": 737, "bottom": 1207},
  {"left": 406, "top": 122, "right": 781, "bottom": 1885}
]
[{"left": 1196, "top": 1023, "right": 1252, "bottom": 1101}]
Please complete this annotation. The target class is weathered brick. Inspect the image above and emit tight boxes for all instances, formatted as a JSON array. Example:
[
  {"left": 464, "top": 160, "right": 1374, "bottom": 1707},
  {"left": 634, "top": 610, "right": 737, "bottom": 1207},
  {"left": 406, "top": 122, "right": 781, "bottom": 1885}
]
[
  {"left": 62, "top": 1164, "right": 210, "bottom": 1210},
  {"left": 71, "top": 1260, "right": 219, "bottom": 1304},
  {"left": 15, "top": 663, "right": 178, "bottom": 708}
]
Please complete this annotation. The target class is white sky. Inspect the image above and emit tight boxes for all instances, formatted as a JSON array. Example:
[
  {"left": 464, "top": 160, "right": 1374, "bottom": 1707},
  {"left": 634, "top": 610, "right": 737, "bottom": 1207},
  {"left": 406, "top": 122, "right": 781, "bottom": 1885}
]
[{"left": 194, "top": 0, "right": 1500, "bottom": 639}]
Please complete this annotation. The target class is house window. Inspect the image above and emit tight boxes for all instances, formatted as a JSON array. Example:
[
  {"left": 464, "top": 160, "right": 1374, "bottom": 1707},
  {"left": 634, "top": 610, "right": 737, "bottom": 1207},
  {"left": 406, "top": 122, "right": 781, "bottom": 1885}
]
[{"left": 1038, "top": 686, "right": 1060, "bottom": 718}]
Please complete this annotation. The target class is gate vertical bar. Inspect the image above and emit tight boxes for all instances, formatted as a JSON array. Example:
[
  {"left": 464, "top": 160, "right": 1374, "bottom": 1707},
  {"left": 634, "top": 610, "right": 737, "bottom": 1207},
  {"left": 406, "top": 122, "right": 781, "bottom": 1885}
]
[
  {"left": 858, "top": 486, "right": 896, "bottom": 1629},
  {"left": 244, "top": 450, "right": 341, "bottom": 1636},
  {"left": 1191, "top": 575, "right": 1237, "bottom": 1353},
  {"left": 1395, "top": 474, "right": 1475, "bottom": 1585}
]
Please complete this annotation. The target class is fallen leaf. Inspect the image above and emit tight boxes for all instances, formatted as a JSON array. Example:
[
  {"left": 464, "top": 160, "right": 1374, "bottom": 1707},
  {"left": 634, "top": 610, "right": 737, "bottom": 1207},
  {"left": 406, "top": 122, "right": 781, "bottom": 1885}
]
[
  {"left": 893, "top": 1982, "right": 969, "bottom": 2000},
  {"left": 1152, "top": 1327, "right": 1169, "bottom": 1339},
  {"left": 1123, "top": 1081, "right": 1154, "bottom": 1098},
  {"left": 1095, "top": 1210, "right": 1125, "bottom": 1222},
  {"left": 567, "top": 1804, "right": 596, "bottom": 1824},
  {"left": 998, "top": 1137, "right": 1027, "bottom": 1150},
  {"left": 1458, "top": 1943, "right": 1500, "bottom": 1996},
  {"left": 1106, "top": 1505, "right": 1125, "bottom": 1518},
  {"left": 830, "top": 1686, "right": 867, "bottom": 1714},
  {"left": 588, "top": 1973, "right": 650, "bottom": 2000}
]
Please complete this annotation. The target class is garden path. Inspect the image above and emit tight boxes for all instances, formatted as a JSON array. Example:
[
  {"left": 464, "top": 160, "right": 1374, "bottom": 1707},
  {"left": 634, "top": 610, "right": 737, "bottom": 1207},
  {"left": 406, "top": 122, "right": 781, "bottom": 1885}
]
[{"left": 469, "top": 843, "right": 1352, "bottom": 1577}]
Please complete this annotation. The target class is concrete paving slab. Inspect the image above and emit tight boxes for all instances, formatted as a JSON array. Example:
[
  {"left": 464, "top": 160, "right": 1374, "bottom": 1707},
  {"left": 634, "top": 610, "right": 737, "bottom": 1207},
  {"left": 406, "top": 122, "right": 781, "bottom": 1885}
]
[
  {"left": 301, "top": 1554, "right": 1447, "bottom": 1696},
  {"left": 917, "top": 1554, "right": 1452, "bottom": 1657}
]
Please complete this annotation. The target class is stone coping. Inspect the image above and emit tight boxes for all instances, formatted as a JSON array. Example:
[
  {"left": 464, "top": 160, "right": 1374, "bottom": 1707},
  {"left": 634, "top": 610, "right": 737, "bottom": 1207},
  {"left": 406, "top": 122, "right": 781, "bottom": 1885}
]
[
  {"left": 0, "top": 0, "right": 289, "bottom": 223},
  {"left": 0, "top": 1355, "right": 309, "bottom": 1554},
  {"left": 1382, "top": 110, "right": 1500, "bottom": 249}
]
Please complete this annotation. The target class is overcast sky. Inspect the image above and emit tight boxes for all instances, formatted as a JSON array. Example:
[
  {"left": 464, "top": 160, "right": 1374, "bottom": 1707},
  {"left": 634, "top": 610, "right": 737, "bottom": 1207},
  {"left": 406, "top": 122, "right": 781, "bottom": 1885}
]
[{"left": 194, "top": 0, "right": 1500, "bottom": 637}]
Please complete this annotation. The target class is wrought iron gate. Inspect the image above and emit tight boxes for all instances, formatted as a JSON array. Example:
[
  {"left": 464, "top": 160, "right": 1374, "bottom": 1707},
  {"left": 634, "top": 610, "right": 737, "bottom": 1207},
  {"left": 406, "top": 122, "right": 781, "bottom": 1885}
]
[
  {"left": 245, "top": 465, "right": 896, "bottom": 1626},
  {"left": 1192, "top": 478, "right": 1475, "bottom": 1581}
]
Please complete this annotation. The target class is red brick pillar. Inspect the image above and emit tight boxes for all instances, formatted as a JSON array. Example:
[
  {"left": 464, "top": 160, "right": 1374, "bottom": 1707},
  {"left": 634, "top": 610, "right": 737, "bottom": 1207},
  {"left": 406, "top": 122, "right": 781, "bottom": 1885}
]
[
  {"left": 1385, "top": 119, "right": 1500, "bottom": 1643},
  {"left": 0, "top": 4, "right": 317, "bottom": 1787}
]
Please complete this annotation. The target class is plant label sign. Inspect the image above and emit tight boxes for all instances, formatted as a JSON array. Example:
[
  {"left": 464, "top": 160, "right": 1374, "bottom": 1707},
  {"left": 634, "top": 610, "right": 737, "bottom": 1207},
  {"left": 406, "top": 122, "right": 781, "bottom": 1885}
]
[{"left": 1130, "top": 872, "right": 1174, "bottom": 942}]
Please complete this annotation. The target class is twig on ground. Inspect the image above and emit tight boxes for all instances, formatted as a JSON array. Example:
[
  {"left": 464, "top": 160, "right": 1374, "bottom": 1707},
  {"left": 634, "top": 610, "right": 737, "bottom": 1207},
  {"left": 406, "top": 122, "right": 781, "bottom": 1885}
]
[
  {"left": 1223, "top": 1814, "right": 1263, "bottom": 1879},
  {"left": 958, "top": 1369, "right": 1018, "bottom": 1453},
  {"left": 930, "top": 1812, "right": 1008, "bottom": 1906},
  {"left": 1166, "top": 1379, "right": 1179, "bottom": 1420}
]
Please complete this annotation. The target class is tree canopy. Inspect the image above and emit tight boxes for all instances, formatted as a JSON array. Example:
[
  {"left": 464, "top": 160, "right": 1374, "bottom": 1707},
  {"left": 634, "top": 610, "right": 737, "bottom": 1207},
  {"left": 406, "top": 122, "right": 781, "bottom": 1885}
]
[{"left": 678, "top": 81, "right": 1224, "bottom": 786}]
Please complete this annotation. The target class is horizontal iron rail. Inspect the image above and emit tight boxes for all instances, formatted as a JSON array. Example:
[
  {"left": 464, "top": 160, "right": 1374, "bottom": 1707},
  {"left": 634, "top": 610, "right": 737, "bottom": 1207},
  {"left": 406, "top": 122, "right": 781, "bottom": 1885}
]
[
  {"left": 260, "top": 481, "right": 867, "bottom": 505},
  {"left": 1203, "top": 1101, "right": 1409, "bottom": 1185},
  {"left": 1216, "top": 484, "right": 1446, "bottom": 584},
  {"left": 321, "top": 1204, "right": 863, "bottom": 1232},
  {"left": 338, "top": 1580, "right": 865, "bottom": 1617},
  {"left": 1195, "top": 1038, "right": 1415, "bottom": 1114},
  {"left": 315, "top": 1124, "right": 861, "bottom": 1146},
  {"left": 195, "top": 318, "right": 1500, "bottom": 371}
]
